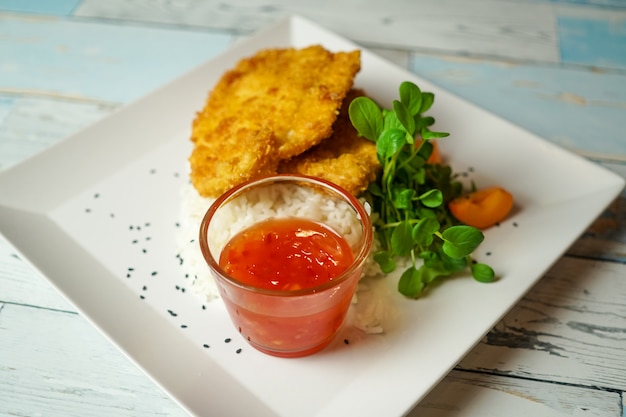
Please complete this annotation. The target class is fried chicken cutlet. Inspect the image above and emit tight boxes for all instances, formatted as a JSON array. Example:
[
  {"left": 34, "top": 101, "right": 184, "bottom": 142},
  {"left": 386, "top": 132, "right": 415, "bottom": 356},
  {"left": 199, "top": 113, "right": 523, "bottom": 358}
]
[
  {"left": 278, "top": 89, "right": 381, "bottom": 196},
  {"left": 190, "top": 45, "right": 361, "bottom": 198}
]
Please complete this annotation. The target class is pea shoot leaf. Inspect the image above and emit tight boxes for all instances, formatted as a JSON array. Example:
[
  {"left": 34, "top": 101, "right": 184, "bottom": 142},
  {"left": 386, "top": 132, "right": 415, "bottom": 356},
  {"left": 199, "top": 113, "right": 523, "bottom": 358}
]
[
  {"left": 373, "top": 251, "right": 396, "bottom": 273},
  {"left": 391, "top": 221, "right": 414, "bottom": 256},
  {"left": 421, "top": 129, "right": 450, "bottom": 140},
  {"left": 441, "top": 226, "right": 484, "bottom": 259},
  {"left": 399, "top": 81, "right": 423, "bottom": 116},
  {"left": 471, "top": 263, "right": 496, "bottom": 283},
  {"left": 349, "top": 96, "right": 383, "bottom": 141},
  {"left": 349, "top": 80, "right": 495, "bottom": 298},
  {"left": 420, "top": 92, "right": 434, "bottom": 113},
  {"left": 412, "top": 217, "right": 440, "bottom": 247},
  {"left": 398, "top": 266, "right": 424, "bottom": 297},
  {"left": 393, "top": 99, "right": 416, "bottom": 135},
  {"left": 418, "top": 189, "right": 443, "bottom": 208},
  {"left": 377, "top": 128, "right": 406, "bottom": 160}
]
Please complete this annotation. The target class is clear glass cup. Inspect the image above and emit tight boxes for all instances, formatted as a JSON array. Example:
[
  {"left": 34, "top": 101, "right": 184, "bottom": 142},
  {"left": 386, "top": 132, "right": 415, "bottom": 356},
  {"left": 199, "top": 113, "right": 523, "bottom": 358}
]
[{"left": 199, "top": 174, "right": 372, "bottom": 358}]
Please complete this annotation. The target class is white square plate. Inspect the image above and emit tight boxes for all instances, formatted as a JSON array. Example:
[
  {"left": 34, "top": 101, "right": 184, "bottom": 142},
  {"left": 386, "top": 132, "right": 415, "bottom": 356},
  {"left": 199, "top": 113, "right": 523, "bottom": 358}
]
[{"left": 0, "top": 16, "right": 623, "bottom": 417}]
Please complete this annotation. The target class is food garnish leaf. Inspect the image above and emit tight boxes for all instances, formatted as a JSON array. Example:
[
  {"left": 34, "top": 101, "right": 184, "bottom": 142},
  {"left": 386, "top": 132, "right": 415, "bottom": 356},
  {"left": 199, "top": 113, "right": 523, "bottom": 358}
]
[
  {"left": 441, "top": 225, "right": 484, "bottom": 259},
  {"left": 421, "top": 129, "right": 450, "bottom": 140},
  {"left": 393, "top": 100, "right": 415, "bottom": 135},
  {"left": 392, "top": 187, "right": 416, "bottom": 209},
  {"left": 412, "top": 217, "right": 439, "bottom": 247},
  {"left": 391, "top": 221, "right": 414, "bottom": 257},
  {"left": 377, "top": 128, "right": 406, "bottom": 160},
  {"left": 351, "top": 80, "right": 496, "bottom": 298},
  {"left": 399, "top": 81, "right": 423, "bottom": 116},
  {"left": 348, "top": 96, "right": 383, "bottom": 141},
  {"left": 398, "top": 266, "right": 423, "bottom": 297},
  {"left": 373, "top": 251, "right": 396, "bottom": 274},
  {"left": 418, "top": 189, "right": 443, "bottom": 208},
  {"left": 471, "top": 263, "right": 496, "bottom": 283}
]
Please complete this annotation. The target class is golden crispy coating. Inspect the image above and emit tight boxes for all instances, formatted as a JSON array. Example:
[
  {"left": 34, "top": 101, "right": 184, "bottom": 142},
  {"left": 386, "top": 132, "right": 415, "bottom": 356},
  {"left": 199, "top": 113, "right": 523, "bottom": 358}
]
[
  {"left": 189, "top": 45, "right": 361, "bottom": 197},
  {"left": 189, "top": 120, "right": 278, "bottom": 197},
  {"left": 278, "top": 89, "right": 381, "bottom": 196}
]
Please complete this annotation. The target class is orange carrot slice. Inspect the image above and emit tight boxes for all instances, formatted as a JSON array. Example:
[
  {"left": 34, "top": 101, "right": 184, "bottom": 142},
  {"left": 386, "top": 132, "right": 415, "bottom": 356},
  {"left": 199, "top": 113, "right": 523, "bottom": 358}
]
[{"left": 448, "top": 186, "right": 514, "bottom": 229}]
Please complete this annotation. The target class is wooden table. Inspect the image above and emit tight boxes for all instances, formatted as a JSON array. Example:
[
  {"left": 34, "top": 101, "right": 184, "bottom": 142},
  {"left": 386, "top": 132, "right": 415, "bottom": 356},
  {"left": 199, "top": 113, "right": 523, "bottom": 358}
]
[{"left": 1, "top": 1, "right": 624, "bottom": 416}]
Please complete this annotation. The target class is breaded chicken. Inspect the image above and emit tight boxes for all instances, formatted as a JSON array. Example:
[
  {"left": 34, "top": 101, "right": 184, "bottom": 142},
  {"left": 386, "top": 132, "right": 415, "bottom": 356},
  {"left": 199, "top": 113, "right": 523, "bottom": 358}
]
[
  {"left": 189, "top": 45, "right": 361, "bottom": 198},
  {"left": 278, "top": 89, "right": 381, "bottom": 196},
  {"left": 189, "top": 122, "right": 278, "bottom": 198}
]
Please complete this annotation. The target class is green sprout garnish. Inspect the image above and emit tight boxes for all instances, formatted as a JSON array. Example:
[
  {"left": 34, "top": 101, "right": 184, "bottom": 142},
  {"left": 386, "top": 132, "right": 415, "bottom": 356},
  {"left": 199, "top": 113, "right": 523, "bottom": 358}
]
[{"left": 349, "top": 81, "right": 495, "bottom": 298}]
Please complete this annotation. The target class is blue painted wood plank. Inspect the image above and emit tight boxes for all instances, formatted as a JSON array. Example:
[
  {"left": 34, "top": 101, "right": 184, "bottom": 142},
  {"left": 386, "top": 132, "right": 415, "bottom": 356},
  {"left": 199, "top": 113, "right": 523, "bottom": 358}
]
[
  {"left": 0, "top": 95, "right": 118, "bottom": 170},
  {"left": 408, "top": 54, "right": 626, "bottom": 159},
  {"left": 0, "top": 96, "right": 13, "bottom": 126},
  {"left": 511, "top": 0, "right": 626, "bottom": 10},
  {"left": 558, "top": 15, "right": 626, "bottom": 70},
  {"left": 563, "top": 0, "right": 623, "bottom": 8},
  {"left": 0, "top": 0, "right": 81, "bottom": 15},
  {"left": 0, "top": 14, "right": 233, "bottom": 103}
]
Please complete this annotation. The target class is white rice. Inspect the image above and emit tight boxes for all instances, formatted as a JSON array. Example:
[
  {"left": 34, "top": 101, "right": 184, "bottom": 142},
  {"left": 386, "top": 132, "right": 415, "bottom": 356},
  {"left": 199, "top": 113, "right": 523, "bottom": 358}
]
[{"left": 176, "top": 181, "right": 387, "bottom": 334}]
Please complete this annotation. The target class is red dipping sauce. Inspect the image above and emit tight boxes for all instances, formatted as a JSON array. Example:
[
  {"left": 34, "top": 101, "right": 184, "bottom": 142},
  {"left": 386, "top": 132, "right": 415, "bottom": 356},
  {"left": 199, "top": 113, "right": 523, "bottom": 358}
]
[
  {"left": 219, "top": 217, "right": 354, "bottom": 291},
  {"left": 216, "top": 217, "right": 358, "bottom": 357}
]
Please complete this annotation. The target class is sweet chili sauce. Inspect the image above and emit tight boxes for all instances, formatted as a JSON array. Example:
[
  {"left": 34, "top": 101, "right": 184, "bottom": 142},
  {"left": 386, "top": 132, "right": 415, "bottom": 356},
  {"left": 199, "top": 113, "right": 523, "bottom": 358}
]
[
  {"left": 217, "top": 217, "right": 357, "bottom": 357},
  {"left": 219, "top": 217, "right": 354, "bottom": 291}
]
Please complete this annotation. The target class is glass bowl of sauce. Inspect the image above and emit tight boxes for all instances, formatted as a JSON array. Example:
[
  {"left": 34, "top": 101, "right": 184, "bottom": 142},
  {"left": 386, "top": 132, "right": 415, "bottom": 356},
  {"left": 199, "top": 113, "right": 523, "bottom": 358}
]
[{"left": 199, "top": 174, "right": 372, "bottom": 358}]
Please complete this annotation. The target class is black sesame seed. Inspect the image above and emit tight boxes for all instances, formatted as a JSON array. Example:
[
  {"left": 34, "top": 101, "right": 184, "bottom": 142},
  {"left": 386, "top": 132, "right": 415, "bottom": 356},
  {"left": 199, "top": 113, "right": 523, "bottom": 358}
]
[
  {"left": 225, "top": 338, "right": 231, "bottom": 343},
  {"left": 203, "top": 344, "right": 210, "bottom": 348},
  {"left": 486, "top": 252, "right": 492, "bottom": 256},
  {"left": 85, "top": 208, "right": 91, "bottom": 213},
  {"left": 236, "top": 348, "right": 242, "bottom": 354},
  {"left": 142, "top": 249, "right": 147, "bottom": 253},
  {"left": 181, "top": 324, "right": 188, "bottom": 329},
  {"left": 132, "top": 239, "right": 138, "bottom": 244},
  {"left": 181, "top": 288, "right": 186, "bottom": 293},
  {"left": 151, "top": 271, "right": 157, "bottom": 276},
  {"left": 128, "top": 267, "right": 134, "bottom": 271},
  {"left": 142, "top": 285, "right": 147, "bottom": 291},
  {"left": 175, "top": 222, "right": 180, "bottom": 228},
  {"left": 145, "top": 222, "right": 151, "bottom": 227},
  {"left": 126, "top": 273, "right": 131, "bottom": 278},
  {"left": 140, "top": 295, "right": 145, "bottom": 300},
  {"left": 94, "top": 193, "right": 100, "bottom": 198},
  {"left": 202, "top": 305, "right": 206, "bottom": 310},
  {"left": 129, "top": 225, "right": 134, "bottom": 230},
  {"left": 513, "top": 222, "right": 519, "bottom": 227},
  {"left": 110, "top": 213, "right": 115, "bottom": 218},
  {"left": 344, "top": 339, "right": 350, "bottom": 345},
  {"left": 146, "top": 237, "right": 151, "bottom": 241},
  {"left": 468, "top": 167, "right": 475, "bottom": 172},
  {"left": 167, "top": 309, "right": 177, "bottom": 317},
  {"left": 150, "top": 169, "right": 156, "bottom": 174},
  {"left": 175, "top": 285, "right": 180, "bottom": 290}
]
